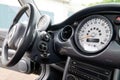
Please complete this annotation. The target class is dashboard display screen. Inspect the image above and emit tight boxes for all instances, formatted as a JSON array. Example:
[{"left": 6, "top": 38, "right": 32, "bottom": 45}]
[{"left": 76, "top": 15, "right": 113, "bottom": 53}]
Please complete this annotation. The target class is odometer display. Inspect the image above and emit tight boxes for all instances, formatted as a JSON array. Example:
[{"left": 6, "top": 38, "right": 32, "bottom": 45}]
[{"left": 76, "top": 15, "right": 113, "bottom": 53}]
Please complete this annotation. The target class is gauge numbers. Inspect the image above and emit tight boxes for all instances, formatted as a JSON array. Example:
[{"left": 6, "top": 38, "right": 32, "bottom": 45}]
[{"left": 76, "top": 15, "right": 113, "bottom": 53}]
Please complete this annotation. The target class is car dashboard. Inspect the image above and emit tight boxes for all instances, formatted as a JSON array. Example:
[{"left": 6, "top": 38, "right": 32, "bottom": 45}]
[
  {"left": 53, "top": 4, "right": 120, "bottom": 67},
  {"left": 51, "top": 4, "right": 120, "bottom": 80},
  {"left": 1, "top": 4, "right": 120, "bottom": 80}
]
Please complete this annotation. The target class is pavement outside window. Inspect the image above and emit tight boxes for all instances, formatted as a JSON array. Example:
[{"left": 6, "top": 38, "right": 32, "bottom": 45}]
[{"left": 0, "top": 68, "right": 39, "bottom": 80}]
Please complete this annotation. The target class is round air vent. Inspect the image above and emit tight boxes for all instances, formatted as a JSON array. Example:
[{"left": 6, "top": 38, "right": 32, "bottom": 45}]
[{"left": 60, "top": 25, "right": 73, "bottom": 41}]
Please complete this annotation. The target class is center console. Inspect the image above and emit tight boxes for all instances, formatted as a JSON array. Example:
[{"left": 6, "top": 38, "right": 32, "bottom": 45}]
[{"left": 63, "top": 57, "right": 114, "bottom": 80}]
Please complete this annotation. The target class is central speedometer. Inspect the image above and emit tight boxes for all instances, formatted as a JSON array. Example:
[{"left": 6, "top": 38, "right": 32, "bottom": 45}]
[{"left": 75, "top": 15, "right": 113, "bottom": 53}]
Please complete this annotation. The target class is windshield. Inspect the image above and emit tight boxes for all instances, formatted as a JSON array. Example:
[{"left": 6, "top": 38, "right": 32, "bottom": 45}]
[{"left": 34, "top": 0, "right": 119, "bottom": 24}]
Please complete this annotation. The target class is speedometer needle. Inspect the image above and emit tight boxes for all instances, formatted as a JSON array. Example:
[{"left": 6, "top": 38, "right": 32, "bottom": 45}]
[{"left": 80, "top": 35, "right": 92, "bottom": 40}]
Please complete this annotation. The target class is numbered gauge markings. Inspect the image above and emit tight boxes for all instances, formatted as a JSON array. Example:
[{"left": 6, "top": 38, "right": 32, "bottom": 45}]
[{"left": 75, "top": 15, "right": 113, "bottom": 54}]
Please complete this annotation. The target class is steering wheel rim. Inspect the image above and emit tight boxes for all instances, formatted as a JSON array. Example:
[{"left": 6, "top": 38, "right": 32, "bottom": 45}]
[{"left": 1, "top": 3, "right": 36, "bottom": 67}]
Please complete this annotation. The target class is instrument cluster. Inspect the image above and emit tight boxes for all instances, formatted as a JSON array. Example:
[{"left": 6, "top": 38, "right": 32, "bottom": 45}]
[{"left": 75, "top": 15, "right": 113, "bottom": 54}]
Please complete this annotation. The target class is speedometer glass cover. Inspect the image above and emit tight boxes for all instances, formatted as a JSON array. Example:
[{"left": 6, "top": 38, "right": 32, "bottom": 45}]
[{"left": 75, "top": 15, "right": 113, "bottom": 54}]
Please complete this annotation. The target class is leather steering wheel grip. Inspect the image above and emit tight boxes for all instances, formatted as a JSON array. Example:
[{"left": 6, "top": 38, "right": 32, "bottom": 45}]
[{"left": 1, "top": 3, "right": 36, "bottom": 67}]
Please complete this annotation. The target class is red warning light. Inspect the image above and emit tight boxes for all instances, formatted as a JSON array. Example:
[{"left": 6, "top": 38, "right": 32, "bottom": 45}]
[
  {"left": 116, "top": 16, "right": 120, "bottom": 21},
  {"left": 114, "top": 16, "right": 120, "bottom": 25}
]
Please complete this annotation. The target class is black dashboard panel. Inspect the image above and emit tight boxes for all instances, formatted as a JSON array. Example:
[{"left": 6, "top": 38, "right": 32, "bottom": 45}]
[{"left": 53, "top": 4, "right": 120, "bottom": 68}]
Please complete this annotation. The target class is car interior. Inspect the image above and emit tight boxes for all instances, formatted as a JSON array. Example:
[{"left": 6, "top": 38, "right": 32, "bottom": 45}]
[{"left": 1, "top": 0, "right": 120, "bottom": 80}]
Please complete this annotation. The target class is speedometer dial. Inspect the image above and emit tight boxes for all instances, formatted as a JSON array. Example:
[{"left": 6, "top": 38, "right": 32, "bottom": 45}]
[{"left": 75, "top": 15, "right": 113, "bottom": 53}]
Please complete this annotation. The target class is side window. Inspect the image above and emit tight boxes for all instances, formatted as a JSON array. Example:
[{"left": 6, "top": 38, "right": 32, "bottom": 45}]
[
  {"left": 0, "top": 4, "right": 19, "bottom": 29},
  {"left": 0, "top": 0, "right": 28, "bottom": 30}
]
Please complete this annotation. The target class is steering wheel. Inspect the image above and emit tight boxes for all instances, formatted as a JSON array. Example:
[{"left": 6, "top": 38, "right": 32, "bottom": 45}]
[{"left": 1, "top": 4, "right": 36, "bottom": 67}]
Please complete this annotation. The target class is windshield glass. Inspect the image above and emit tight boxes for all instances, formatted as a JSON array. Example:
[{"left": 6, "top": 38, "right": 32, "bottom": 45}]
[{"left": 34, "top": 0, "right": 119, "bottom": 24}]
